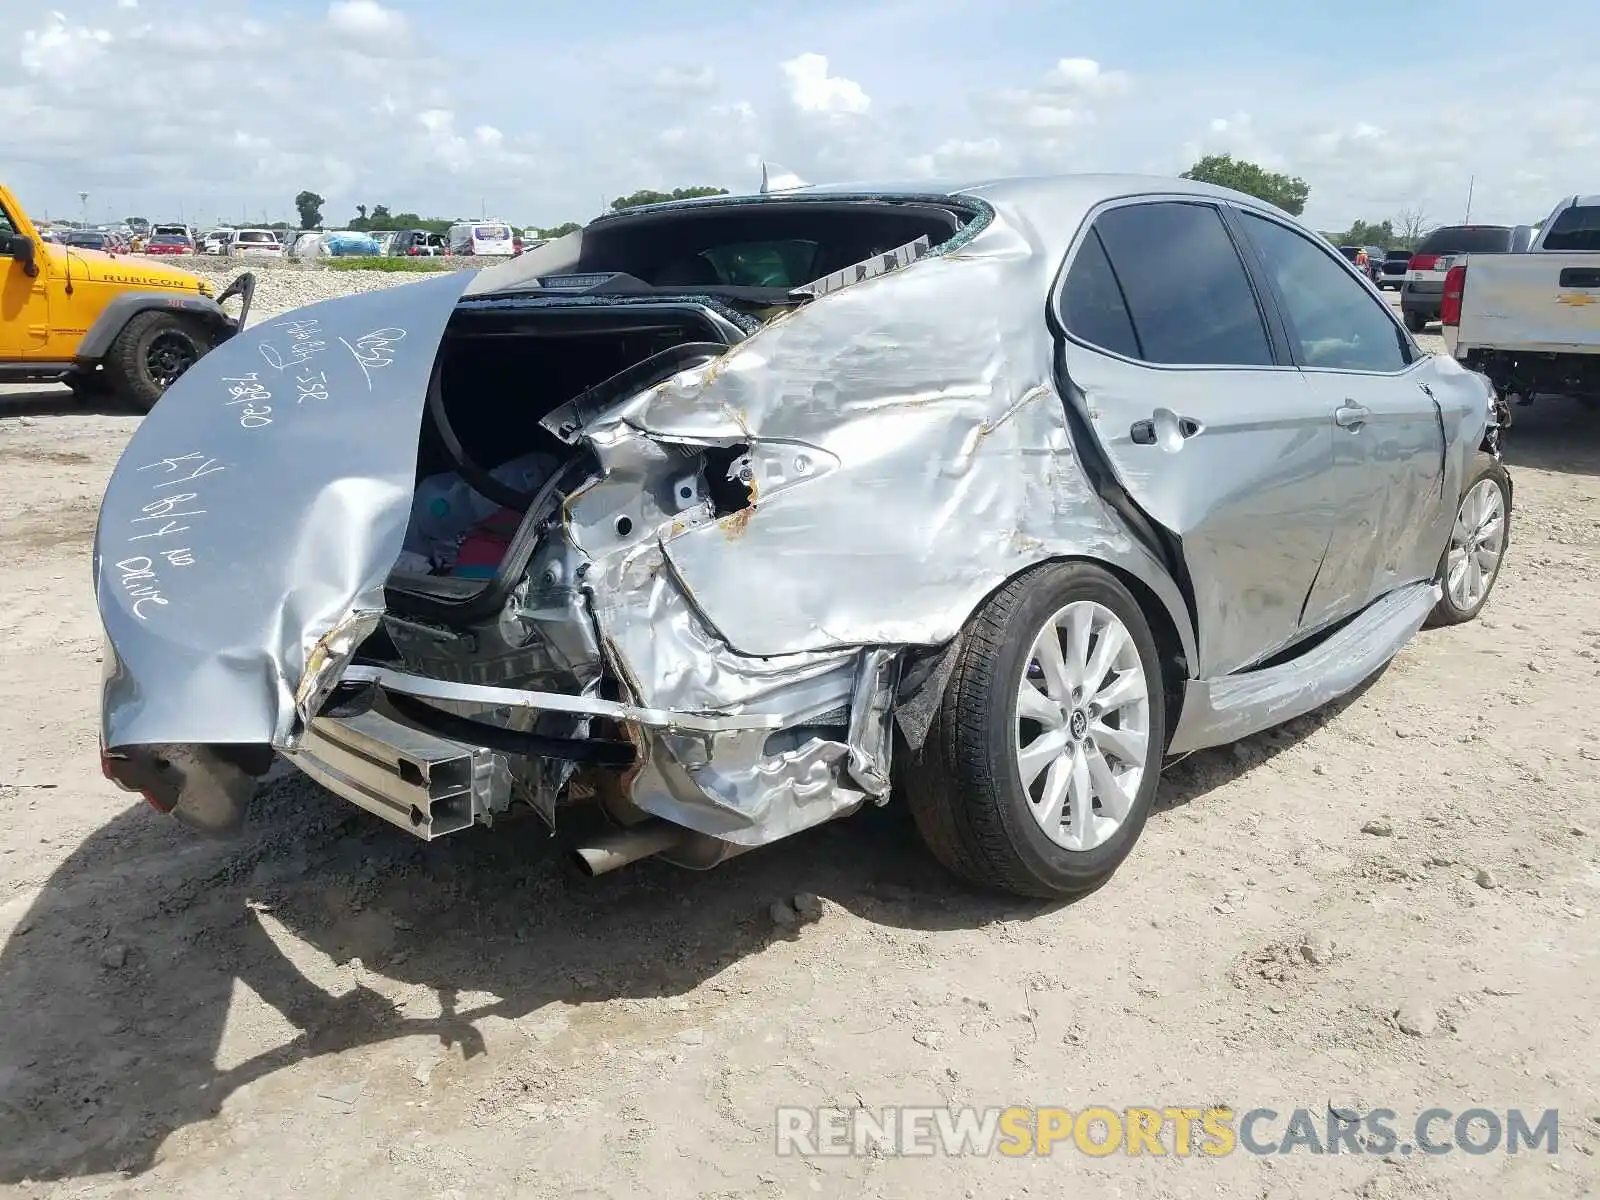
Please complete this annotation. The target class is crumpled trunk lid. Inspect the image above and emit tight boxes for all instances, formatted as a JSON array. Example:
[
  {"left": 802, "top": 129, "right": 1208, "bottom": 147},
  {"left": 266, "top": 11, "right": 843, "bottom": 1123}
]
[{"left": 95, "top": 270, "right": 474, "bottom": 751}]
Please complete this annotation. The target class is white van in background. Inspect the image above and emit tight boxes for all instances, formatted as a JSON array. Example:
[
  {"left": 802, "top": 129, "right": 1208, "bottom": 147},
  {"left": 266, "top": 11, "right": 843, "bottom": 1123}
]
[{"left": 447, "top": 220, "right": 515, "bottom": 256}]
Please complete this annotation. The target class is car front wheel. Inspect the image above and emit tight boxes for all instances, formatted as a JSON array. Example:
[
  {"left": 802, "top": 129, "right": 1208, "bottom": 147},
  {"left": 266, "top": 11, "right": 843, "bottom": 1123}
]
[
  {"left": 904, "top": 561, "right": 1167, "bottom": 900},
  {"left": 1427, "top": 452, "right": 1511, "bottom": 626}
]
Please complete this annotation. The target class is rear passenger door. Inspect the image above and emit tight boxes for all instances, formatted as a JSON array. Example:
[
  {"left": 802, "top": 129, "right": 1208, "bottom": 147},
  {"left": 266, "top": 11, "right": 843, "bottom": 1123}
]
[
  {"left": 1232, "top": 207, "right": 1447, "bottom": 625},
  {"left": 1053, "top": 199, "right": 1337, "bottom": 678}
]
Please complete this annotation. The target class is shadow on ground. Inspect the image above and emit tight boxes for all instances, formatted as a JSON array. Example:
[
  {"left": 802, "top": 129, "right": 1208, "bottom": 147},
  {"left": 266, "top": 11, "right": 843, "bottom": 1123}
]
[
  {"left": 1502, "top": 394, "right": 1600, "bottom": 479},
  {"left": 0, "top": 681, "right": 1362, "bottom": 1183},
  {"left": 0, "top": 386, "right": 128, "bottom": 421}
]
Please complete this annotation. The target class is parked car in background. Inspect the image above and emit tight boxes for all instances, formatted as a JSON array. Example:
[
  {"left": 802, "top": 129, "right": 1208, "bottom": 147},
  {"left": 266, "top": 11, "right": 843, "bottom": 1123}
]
[
  {"left": 389, "top": 229, "right": 448, "bottom": 256},
  {"left": 144, "top": 234, "right": 195, "bottom": 256},
  {"left": 228, "top": 229, "right": 284, "bottom": 258},
  {"left": 95, "top": 174, "right": 1509, "bottom": 902},
  {"left": 62, "top": 230, "right": 117, "bottom": 252},
  {"left": 447, "top": 220, "right": 515, "bottom": 256},
  {"left": 1402, "top": 225, "right": 1518, "bottom": 332},
  {"left": 323, "top": 230, "right": 383, "bottom": 256},
  {"left": 371, "top": 231, "right": 397, "bottom": 256},
  {"left": 151, "top": 223, "right": 196, "bottom": 243},
  {"left": 201, "top": 229, "right": 234, "bottom": 255},
  {"left": 1444, "top": 193, "right": 1600, "bottom": 417},
  {"left": 1378, "top": 248, "right": 1412, "bottom": 289}
]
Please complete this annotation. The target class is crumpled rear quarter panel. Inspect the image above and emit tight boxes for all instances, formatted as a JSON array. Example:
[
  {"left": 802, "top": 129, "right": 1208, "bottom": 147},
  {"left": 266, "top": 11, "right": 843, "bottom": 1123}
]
[{"left": 604, "top": 210, "right": 1194, "bottom": 667}]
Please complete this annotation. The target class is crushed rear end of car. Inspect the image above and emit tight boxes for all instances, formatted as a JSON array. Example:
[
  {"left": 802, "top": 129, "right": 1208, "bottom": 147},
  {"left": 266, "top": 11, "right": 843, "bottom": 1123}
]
[{"left": 94, "top": 187, "right": 1188, "bottom": 872}]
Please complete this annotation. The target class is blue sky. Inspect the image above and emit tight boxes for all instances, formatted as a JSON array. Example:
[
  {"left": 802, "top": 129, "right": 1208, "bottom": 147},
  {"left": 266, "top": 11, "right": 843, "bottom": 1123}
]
[{"left": 6, "top": 0, "right": 1595, "bottom": 231}]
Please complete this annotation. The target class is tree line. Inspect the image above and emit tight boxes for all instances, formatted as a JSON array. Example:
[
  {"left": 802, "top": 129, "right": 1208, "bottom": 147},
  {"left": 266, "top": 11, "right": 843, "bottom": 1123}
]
[
  {"left": 288, "top": 163, "right": 1477, "bottom": 250},
  {"left": 290, "top": 185, "right": 730, "bottom": 237}
]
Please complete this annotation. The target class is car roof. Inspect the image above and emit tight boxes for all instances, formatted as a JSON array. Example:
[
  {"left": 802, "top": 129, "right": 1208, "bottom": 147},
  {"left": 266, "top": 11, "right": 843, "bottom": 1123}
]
[{"left": 582, "top": 173, "right": 1307, "bottom": 261}]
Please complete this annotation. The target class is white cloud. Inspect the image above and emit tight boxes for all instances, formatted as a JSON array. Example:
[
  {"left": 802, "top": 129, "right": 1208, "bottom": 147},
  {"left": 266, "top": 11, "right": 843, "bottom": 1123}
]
[
  {"left": 781, "top": 52, "right": 870, "bottom": 116},
  {"left": 116, "top": 0, "right": 137, "bottom": 8},
  {"left": 326, "top": 0, "right": 408, "bottom": 42},
  {"left": 20, "top": 14, "right": 112, "bottom": 79},
  {"left": 1045, "top": 57, "right": 1131, "bottom": 100},
  {"left": 4, "top": 0, "right": 1594, "bottom": 235}
]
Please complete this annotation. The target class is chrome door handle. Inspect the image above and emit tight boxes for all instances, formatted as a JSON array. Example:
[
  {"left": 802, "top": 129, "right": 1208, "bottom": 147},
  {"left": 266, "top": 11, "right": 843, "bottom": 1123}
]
[{"left": 1334, "top": 403, "right": 1369, "bottom": 429}]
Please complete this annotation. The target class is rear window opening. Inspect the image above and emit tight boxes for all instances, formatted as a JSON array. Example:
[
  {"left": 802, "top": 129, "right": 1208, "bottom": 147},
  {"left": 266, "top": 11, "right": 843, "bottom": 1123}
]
[{"left": 573, "top": 199, "right": 971, "bottom": 292}]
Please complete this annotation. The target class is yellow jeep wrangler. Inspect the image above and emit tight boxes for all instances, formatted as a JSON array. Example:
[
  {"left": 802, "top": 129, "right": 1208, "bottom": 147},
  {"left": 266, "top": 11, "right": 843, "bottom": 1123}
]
[{"left": 1, "top": 182, "right": 254, "bottom": 411}]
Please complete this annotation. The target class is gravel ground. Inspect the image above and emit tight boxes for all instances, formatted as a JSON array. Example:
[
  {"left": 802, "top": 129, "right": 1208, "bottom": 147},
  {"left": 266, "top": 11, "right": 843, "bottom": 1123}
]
[
  {"left": 0, "top": 299, "right": 1596, "bottom": 1200},
  {"left": 135, "top": 254, "right": 471, "bottom": 322}
]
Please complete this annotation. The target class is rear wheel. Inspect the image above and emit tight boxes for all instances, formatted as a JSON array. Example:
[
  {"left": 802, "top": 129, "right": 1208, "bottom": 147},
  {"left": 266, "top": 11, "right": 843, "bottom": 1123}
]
[
  {"left": 105, "top": 311, "right": 211, "bottom": 413},
  {"left": 1427, "top": 452, "right": 1511, "bottom": 627},
  {"left": 904, "top": 562, "right": 1167, "bottom": 900},
  {"left": 1404, "top": 310, "right": 1429, "bottom": 333}
]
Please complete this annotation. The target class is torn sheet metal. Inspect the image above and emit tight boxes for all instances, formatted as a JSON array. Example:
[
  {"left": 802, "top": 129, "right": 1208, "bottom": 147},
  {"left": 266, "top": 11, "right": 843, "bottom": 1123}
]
[
  {"left": 581, "top": 206, "right": 1197, "bottom": 666},
  {"left": 96, "top": 270, "right": 474, "bottom": 750}
]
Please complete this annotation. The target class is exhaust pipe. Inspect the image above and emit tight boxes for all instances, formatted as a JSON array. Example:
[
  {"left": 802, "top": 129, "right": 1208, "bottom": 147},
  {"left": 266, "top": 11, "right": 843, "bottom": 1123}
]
[{"left": 571, "top": 819, "right": 688, "bottom": 877}]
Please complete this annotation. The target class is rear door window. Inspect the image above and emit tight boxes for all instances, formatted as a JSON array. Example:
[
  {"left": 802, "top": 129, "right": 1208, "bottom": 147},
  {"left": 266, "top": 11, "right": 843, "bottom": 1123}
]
[
  {"left": 1059, "top": 229, "right": 1141, "bottom": 359},
  {"left": 1090, "top": 202, "right": 1274, "bottom": 367},
  {"left": 1238, "top": 211, "right": 1411, "bottom": 373}
]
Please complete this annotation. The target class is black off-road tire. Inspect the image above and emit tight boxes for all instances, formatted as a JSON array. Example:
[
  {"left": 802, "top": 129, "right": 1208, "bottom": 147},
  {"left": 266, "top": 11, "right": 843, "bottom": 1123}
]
[
  {"left": 902, "top": 561, "right": 1168, "bottom": 900},
  {"left": 1426, "top": 452, "right": 1512, "bottom": 627},
  {"left": 1404, "top": 309, "right": 1429, "bottom": 334},
  {"left": 104, "top": 310, "right": 211, "bottom": 413}
]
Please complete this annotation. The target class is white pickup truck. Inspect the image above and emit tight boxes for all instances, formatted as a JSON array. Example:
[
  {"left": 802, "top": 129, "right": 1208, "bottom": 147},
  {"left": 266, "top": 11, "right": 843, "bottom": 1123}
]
[{"left": 1443, "top": 194, "right": 1600, "bottom": 418}]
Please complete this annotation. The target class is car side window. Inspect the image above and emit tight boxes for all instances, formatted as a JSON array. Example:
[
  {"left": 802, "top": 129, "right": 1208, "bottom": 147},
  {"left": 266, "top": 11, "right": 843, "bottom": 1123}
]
[
  {"left": 0, "top": 206, "right": 16, "bottom": 243},
  {"left": 1090, "top": 201, "right": 1274, "bottom": 367},
  {"left": 1238, "top": 211, "right": 1411, "bottom": 373},
  {"left": 1059, "top": 228, "right": 1141, "bottom": 359}
]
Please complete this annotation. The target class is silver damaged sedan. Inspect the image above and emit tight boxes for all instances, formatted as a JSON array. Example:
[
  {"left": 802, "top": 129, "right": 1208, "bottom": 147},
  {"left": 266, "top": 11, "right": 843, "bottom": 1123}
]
[{"left": 94, "top": 175, "right": 1512, "bottom": 899}]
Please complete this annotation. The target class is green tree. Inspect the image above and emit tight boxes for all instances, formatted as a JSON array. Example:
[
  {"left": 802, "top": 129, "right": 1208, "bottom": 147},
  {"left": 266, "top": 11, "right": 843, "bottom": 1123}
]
[
  {"left": 369, "top": 204, "right": 393, "bottom": 227},
  {"left": 610, "top": 185, "right": 728, "bottom": 212},
  {"left": 530, "top": 220, "right": 582, "bottom": 238},
  {"left": 1330, "top": 218, "right": 1395, "bottom": 248},
  {"left": 294, "top": 190, "right": 325, "bottom": 230},
  {"left": 1180, "top": 154, "right": 1309, "bottom": 216},
  {"left": 390, "top": 212, "right": 452, "bottom": 234}
]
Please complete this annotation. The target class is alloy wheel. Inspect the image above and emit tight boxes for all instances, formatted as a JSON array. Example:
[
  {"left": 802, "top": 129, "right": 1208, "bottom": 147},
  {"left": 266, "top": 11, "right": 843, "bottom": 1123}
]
[
  {"left": 1446, "top": 478, "right": 1507, "bottom": 611},
  {"left": 1014, "top": 600, "right": 1151, "bottom": 853}
]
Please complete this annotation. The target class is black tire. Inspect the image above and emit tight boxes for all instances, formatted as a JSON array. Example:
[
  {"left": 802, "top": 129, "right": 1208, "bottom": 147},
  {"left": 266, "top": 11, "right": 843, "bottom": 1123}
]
[
  {"left": 104, "top": 310, "right": 211, "bottom": 413},
  {"left": 1404, "top": 309, "right": 1429, "bottom": 334},
  {"left": 903, "top": 561, "right": 1168, "bottom": 900},
  {"left": 1426, "top": 452, "right": 1511, "bottom": 627}
]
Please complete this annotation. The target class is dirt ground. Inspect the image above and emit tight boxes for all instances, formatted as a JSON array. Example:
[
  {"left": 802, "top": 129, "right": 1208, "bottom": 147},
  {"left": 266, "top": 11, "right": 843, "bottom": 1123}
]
[{"left": 0, "top": 300, "right": 1597, "bottom": 1200}]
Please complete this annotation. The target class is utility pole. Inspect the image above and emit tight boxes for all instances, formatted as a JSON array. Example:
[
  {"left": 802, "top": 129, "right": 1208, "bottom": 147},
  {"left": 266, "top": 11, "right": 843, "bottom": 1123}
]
[
  {"left": 1463, "top": 175, "right": 1475, "bottom": 224},
  {"left": 79, "top": 191, "right": 89, "bottom": 227}
]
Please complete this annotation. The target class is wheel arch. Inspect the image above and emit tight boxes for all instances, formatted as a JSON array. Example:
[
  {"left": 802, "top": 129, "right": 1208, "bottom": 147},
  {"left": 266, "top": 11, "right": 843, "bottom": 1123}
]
[
  {"left": 968, "top": 551, "right": 1196, "bottom": 740},
  {"left": 74, "top": 291, "right": 233, "bottom": 365}
]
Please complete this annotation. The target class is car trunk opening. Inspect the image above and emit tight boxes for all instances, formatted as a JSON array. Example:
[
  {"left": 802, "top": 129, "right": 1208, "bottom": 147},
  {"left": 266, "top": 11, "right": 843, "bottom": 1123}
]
[{"left": 380, "top": 300, "right": 752, "bottom": 627}]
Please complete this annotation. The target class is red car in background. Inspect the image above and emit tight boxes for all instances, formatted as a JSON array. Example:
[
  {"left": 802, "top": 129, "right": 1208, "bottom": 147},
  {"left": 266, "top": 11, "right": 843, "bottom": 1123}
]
[{"left": 144, "top": 234, "right": 195, "bottom": 256}]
